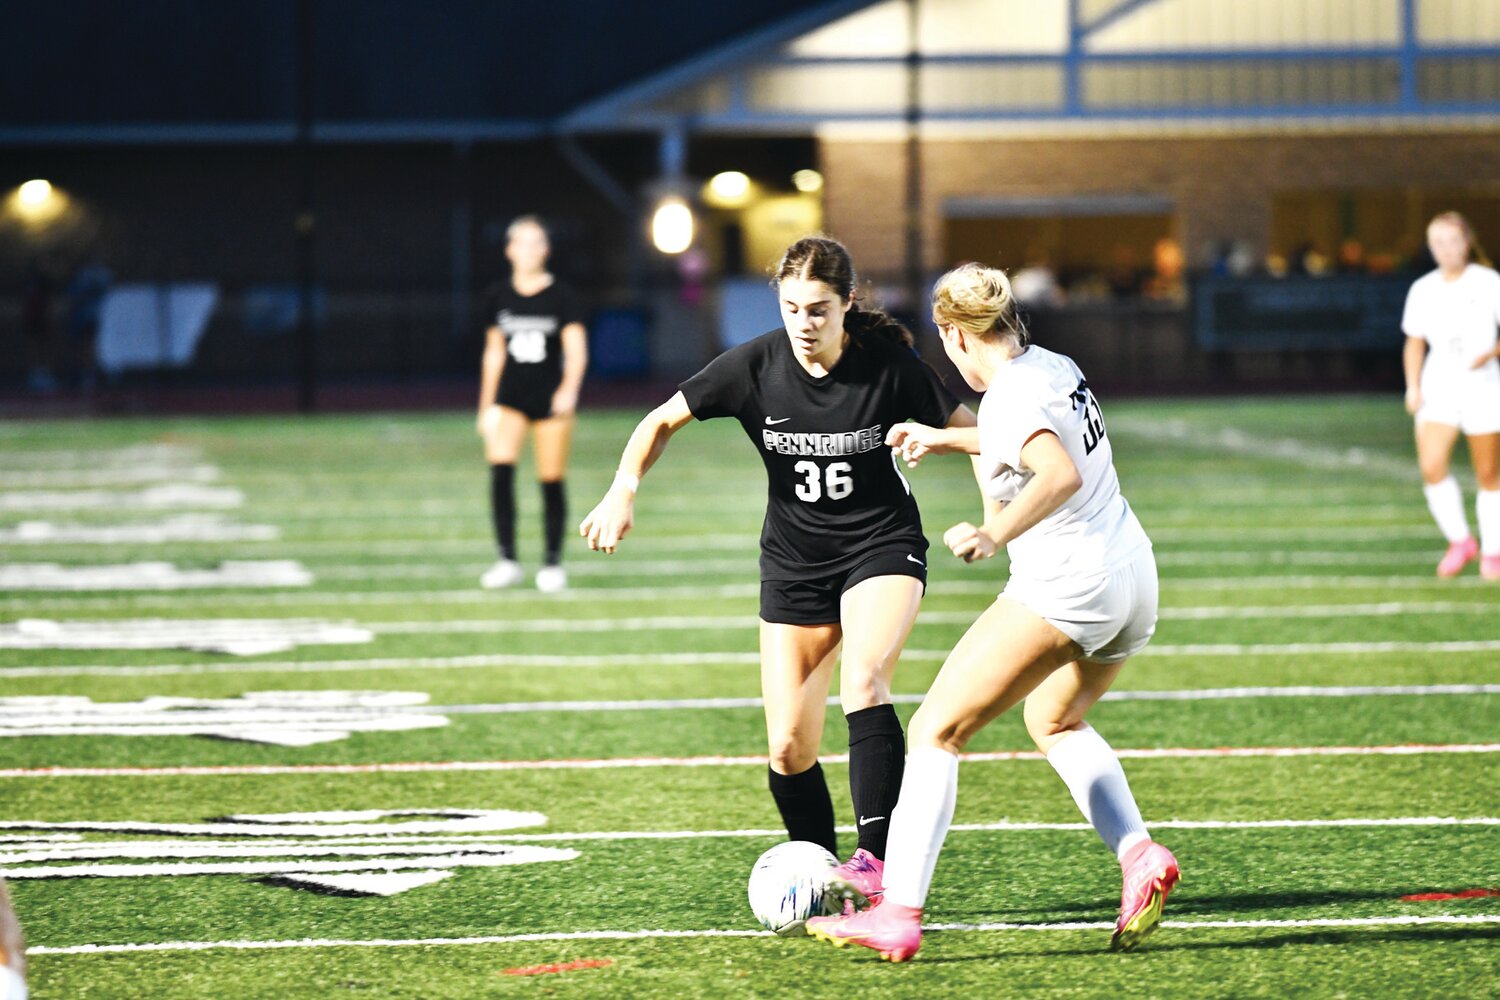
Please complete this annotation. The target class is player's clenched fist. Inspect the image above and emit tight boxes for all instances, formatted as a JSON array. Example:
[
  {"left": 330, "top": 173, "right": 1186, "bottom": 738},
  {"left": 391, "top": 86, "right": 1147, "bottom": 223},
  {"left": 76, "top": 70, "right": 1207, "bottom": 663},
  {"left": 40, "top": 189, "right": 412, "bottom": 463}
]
[
  {"left": 579, "top": 491, "right": 634, "bottom": 554},
  {"left": 885, "top": 422, "right": 938, "bottom": 468},
  {"left": 944, "top": 520, "right": 997, "bottom": 563}
]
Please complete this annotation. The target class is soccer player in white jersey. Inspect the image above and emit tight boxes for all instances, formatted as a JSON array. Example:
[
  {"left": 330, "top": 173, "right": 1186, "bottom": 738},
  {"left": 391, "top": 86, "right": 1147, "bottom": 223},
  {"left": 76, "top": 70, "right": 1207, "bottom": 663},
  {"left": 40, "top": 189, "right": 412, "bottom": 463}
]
[
  {"left": 808, "top": 263, "right": 1178, "bottom": 960},
  {"left": 1401, "top": 211, "right": 1500, "bottom": 579},
  {"left": 0, "top": 880, "right": 25, "bottom": 1000}
]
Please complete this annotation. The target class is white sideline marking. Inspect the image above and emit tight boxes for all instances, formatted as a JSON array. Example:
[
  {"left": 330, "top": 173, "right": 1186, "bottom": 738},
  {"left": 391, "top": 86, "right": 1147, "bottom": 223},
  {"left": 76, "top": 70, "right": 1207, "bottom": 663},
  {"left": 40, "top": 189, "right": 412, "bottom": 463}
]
[
  {"left": 2, "top": 575, "right": 1493, "bottom": 613},
  {"left": 0, "top": 484, "right": 243, "bottom": 511},
  {"left": 0, "top": 465, "right": 219, "bottom": 488},
  {"left": 9, "top": 639, "right": 1500, "bottom": 680},
  {"left": 1110, "top": 416, "right": 1418, "bottom": 480},
  {"left": 409, "top": 684, "right": 1500, "bottom": 716},
  {"left": 0, "top": 618, "right": 372, "bottom": 656},
  {"left": 0, "top": 444, "right": 200, "bottom": 470},
  {"left": 2, "top": 743, "right": 1494, "bottom": 779},
  {"left": 344, "top": 603, "right": 1500, "bottom": 637},
  {"left": 0, "top": 560, "right": 312, "bottom": 591},
  {"left": 0, "top": 691, "right": 447, "bottom": 746},
  {"left": 27, "top": 915, "right": 1500, "bottom": 956},
  {"left": 0, "top": 516, "right": 279, "bottom": 545}
]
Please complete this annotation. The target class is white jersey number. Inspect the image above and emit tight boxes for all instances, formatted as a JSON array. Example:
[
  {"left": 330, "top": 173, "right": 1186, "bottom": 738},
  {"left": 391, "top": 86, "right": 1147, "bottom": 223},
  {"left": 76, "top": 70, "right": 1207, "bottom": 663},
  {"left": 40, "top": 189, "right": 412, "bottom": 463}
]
[
  {"left": 794, "top": 461, "right": 854, "bottom": 502},
  {"left": 508, "top": 330, "right": 548, "bottom": 364}
]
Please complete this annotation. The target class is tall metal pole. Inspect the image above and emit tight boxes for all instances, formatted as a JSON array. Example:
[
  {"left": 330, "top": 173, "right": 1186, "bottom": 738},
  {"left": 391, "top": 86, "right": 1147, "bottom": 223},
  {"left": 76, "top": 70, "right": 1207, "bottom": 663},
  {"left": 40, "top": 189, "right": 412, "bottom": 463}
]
[
  {"left": 903, "top": 0, "right": 923, "bottom": 324},
  {"left": 295, "top": 0, "right": 318, "bottom": 412}
]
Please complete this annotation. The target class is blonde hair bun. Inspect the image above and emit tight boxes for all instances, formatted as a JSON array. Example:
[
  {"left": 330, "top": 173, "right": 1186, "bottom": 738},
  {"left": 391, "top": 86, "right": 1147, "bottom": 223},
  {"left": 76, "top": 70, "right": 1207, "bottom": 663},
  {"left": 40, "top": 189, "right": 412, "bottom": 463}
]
[{"left": 931, "top": 262, "right": 1028, "bottom": 345}]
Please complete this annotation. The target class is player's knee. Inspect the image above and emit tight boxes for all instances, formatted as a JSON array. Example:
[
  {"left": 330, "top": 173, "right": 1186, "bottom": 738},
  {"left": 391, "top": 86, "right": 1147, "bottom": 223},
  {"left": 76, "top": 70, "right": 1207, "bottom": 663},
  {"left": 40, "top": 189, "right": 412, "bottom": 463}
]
[
  {"left": 838, "top": 664, "right": 890, "bottom": 713},
  {"left": 766, "top": 732, "right": 819, "bottom": 774},
  {"left": 906, "top": 705, "right": 970, "bottom": 755},
  {"left": 1024, "top": 706, "right": 1083, "bottom": 751}
]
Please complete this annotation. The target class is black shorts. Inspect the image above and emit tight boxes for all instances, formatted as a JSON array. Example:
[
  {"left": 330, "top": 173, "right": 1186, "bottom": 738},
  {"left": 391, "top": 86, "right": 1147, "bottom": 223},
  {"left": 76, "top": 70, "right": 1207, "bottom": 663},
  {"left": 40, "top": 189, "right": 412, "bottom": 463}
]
[
  {"left": 496, "top": 384, "right": 558, "bottom": 421},
  {"left": 760, "top": 547, "right": 928, "bottom": 626}
]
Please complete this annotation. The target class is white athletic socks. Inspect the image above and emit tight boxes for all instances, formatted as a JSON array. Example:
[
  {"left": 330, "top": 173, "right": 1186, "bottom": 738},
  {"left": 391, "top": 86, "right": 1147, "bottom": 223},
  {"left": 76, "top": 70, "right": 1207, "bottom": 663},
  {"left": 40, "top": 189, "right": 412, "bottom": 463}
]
[
  {"left": 1424, "top": 476, "right": 1473, "bottom": 545},
  {"left": 1045, "top": 725, "right": 1150, "bottom": 862},
  {"left": 1477, "top": 490, "right": 1500, "bottom": 556},
  {"left": 879, "top": 746, "right": 958, "bottom": 910}
]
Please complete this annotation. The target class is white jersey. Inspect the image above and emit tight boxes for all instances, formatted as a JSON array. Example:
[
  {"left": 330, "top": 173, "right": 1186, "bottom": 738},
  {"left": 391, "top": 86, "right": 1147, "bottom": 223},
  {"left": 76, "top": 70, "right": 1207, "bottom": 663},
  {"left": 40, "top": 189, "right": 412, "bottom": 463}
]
[
  {"left": 977, "top": 345, "right": 1150, "bottom": 583},
  {"left": 1402, "top": 264, "right": 1500, "bottom": 389}
]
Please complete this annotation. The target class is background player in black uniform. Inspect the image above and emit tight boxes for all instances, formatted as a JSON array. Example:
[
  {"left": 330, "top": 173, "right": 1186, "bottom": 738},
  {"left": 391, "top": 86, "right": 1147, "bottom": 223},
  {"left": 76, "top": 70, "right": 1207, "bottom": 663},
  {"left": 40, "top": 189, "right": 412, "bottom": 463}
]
[
  {"left": 477, "top": 215, "right": 588, "bottom": 593},
  {"left": 580, "top": 237, "right": 979, "bottom": 908}
]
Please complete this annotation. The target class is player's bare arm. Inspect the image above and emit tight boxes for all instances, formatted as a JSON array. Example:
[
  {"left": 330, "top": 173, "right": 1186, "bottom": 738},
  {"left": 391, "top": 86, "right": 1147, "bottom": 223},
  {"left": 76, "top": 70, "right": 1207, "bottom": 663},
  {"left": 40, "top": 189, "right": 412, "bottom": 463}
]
[
  {"left": 944, "top": 429, "right": 1081, "bottom": 562},
  {"left": 477, "top": 326, "right": 507, "bottom": 434},
  {"left": 551, "top": 321, "right": 588, "bottom": 416},
  {"left": 579, "top": 391, "right": 694, "bottom": 553},
  {"left": 886, "top": 408, "right": 981, "bottom": 467}
]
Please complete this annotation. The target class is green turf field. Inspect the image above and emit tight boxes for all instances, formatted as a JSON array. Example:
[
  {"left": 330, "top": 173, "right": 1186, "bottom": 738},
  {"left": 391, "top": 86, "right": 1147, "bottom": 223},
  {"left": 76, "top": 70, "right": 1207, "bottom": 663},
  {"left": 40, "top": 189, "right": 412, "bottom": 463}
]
[{"left": 1, "top": 395, "right": 1497, "bottom": 998}]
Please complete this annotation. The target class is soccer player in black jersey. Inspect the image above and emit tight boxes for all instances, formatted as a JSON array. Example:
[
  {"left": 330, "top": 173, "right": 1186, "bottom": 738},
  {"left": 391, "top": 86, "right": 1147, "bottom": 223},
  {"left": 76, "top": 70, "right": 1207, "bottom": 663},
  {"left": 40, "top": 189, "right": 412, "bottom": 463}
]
[
  {"left": 580, "top": 237, "right": 979, "bottom": 908},
  {"left": 478, "top": 216, "right": 588, "bottom": 593}
]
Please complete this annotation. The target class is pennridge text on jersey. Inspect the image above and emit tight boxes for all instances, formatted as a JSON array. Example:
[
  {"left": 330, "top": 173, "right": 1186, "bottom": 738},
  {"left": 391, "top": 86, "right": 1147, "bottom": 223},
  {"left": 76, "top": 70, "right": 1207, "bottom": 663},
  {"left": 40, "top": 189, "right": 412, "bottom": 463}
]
[{"left": 761, "top": 424, "right": 885, "bottom": 457}]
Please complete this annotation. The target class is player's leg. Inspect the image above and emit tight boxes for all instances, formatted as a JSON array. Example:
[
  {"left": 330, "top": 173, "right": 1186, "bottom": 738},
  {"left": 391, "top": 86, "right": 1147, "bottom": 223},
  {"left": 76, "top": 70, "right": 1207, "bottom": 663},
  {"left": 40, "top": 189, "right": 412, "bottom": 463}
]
[
  {"left": 0, "top": 879, "right": 25, "bottom": 1000},
  {"left": 760, "top": 618, "right": 843, "bottom": 857},
  {"left": 1465, "top": 431, "right": 1500, "bottom": 579},
  {"left": 810, "top": 598, "right": 1078, "bottom": 960},
  {"left": 1025, "top": 658, "right": 1179, "bottom": 950},
  {"left": 480, "top": 405, "right": 529, "bottom": 588},
  {"left": 1417, "top": 420, "right": 1476, "bottom": 576},
  {"left": 532, "top": 412, "right": 575, "bottom": 591},
  {"left": 823, "top": 571, "right": 923, "bottom": 907}
]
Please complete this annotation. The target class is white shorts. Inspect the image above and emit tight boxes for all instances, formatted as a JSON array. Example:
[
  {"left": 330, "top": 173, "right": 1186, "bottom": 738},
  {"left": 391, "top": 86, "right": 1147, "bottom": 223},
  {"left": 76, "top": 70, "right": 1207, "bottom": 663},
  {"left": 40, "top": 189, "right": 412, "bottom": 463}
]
[
  {"left": 1418, "top": 377, "right": 1500, "bottom": 435},
  {"left": 1001, "top": 545, "right": 1158, "bottom": 664}
]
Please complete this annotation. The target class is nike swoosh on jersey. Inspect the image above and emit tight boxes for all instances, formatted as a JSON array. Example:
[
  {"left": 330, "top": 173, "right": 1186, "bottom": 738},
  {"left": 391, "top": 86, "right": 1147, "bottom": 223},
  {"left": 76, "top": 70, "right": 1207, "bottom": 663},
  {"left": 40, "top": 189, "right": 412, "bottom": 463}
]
[
  {"left": 859, "top": 815, "right": 886, "bottom": 826},
  {"left": 764, "top": 416, "right": 792, "bottom": 425},
  {"left": 906, "top": 555, "right": 925, "bottom": 566}
]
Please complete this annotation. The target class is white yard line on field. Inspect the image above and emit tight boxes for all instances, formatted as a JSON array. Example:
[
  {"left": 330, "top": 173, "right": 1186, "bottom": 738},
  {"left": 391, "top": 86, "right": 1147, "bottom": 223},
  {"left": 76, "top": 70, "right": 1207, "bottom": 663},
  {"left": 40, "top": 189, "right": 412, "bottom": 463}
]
[
  {"left": 8, "top": 639, "right": 1500, "bottom": 680},
  {"left": 2, "top": 743, "right": 1495, "bottom": 778},
  {"left": 26, "top": 914, "right": 1500, "bottom": 956},
  {"left": 1109, "top": 417, "right": 1418, "bottom": 480},
  {"left": 315, "top": 602, "right": 1500, "bottom": 636}
]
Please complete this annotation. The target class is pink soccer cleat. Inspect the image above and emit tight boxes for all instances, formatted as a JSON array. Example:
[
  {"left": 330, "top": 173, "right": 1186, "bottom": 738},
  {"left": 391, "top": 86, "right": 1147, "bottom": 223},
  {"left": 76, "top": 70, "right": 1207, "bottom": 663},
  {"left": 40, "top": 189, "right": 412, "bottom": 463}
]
[
  {"left": 1482, "top": 555, "right": 1500, "bottom": 581},
  {"left": 1437, "top": 537, "right": 1478, "bottom": 578},
  {"left": 1112, "top": 840, "right": 1180, "bottom": 952},
  {"left": 824, "top": 848, "right": 885, "bottom": 912},
  {"left": 808, "top": 900, "right": 923, "bottom": 961}
]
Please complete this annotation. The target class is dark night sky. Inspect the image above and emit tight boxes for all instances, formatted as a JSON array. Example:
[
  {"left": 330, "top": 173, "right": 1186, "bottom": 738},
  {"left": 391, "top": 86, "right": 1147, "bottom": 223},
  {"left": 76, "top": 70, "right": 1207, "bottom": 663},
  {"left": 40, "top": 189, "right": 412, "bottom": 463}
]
[{"left": 2, "top": 1, "right": 844, "bottom": 127}]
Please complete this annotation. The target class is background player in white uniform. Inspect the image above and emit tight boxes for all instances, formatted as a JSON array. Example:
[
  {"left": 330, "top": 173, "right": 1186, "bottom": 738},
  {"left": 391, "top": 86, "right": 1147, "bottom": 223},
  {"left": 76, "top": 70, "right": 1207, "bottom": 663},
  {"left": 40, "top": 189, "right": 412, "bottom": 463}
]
[
  {"left": 1401, "top": 211, "right": 1500, "bottom": 579},
  {"left": 0, "top": 880, "right": 25, "bottom": 1000},
  {"left": 809, "top": 263, "right": 1178, "bottom": 960},
  {"left": 477, "top": 216, "right": 589, "bottom": 592},
  {"left": 580, "top": 237, "right": 977, "bottom": 909}
]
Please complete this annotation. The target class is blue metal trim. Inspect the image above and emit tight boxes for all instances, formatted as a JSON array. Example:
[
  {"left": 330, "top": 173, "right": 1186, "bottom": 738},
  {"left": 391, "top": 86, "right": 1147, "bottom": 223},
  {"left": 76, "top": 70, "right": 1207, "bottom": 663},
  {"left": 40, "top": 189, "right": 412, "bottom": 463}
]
[
  {"left": 1077, "top": 0, "right": 1164, "bottom": 40},
  {"left": 627, "top": 99, "right": 1500, "bottom": 129},
  {"left": 768, "top": 45, "right": 1500, "bottom": 66},
  {"left": 1065, "top": 0, "right": 1083, "bottom": 114},
  {"left": 1400, "top": 0, "right": 1421, "bottom": 109}
]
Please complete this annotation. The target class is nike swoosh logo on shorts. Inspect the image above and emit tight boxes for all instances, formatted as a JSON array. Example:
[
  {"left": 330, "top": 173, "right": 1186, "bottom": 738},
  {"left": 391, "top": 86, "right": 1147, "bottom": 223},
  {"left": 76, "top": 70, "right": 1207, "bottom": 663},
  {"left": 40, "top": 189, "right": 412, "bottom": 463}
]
[
  {"left": 859, "top": 815, "right": 885, "bottom": 826},
  {"left": 764, "top": 416, "right": 791, "bottom": 425},
  {"left": 906, "top": 555, "right": 925, "bottom": 567}
]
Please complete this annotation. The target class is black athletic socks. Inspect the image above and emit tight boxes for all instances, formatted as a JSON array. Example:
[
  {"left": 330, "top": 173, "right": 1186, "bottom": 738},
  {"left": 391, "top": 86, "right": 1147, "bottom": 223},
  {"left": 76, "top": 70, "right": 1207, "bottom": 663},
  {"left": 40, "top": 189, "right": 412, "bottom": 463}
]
[
  {"left": 767, "top": 762, "right": 838, "bottom": 857},
  {"left": 540, "top": 479, "right": 566, "bottom": 566},
  {"left": 847, "top": 704, "right": 905, "bottom": 860},
  {"left": 489, "top": 463, "right": 516, "bottom": 560}
]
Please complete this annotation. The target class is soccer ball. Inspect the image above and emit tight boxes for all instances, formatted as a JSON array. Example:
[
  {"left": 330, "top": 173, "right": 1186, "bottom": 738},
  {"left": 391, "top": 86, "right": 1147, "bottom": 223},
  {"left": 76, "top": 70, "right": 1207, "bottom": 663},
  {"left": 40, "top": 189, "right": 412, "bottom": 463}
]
[{"left": 747, "top": 840, "right": 840, "bottom": 935}]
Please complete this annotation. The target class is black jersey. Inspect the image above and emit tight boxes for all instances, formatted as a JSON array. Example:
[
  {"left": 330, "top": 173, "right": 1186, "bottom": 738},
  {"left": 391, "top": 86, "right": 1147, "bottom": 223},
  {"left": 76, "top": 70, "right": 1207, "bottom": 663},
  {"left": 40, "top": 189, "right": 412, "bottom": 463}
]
[
  {"left": 483, "top": 280, "right": 584, "bottom": 402},
  {"left": 680, "top": 329, "right": 960, "bottom": 580}
]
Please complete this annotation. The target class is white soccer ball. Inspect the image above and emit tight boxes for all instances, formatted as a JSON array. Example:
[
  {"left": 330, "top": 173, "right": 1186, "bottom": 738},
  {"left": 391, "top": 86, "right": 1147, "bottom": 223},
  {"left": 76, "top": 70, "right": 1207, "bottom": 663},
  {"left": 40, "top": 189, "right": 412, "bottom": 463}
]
[{"left": 747, "top": 840, "right": 840, "bottom": 935}]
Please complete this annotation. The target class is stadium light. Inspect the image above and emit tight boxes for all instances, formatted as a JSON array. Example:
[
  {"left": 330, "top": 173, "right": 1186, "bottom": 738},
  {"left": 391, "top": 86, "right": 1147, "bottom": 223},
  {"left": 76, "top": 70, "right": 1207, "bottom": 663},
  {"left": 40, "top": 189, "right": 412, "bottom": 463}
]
[
  {"left": 792, "top": 169, "right": 823, "bottom": 193},
  {"left": 706, "top": 171, "right": 752, "bottom": 207},
  {"left": 18, "top": 179, "right": 53, "bottom": 207},
  {"left": 651, "top": 196, "right": 694, "bottom": 255}
]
